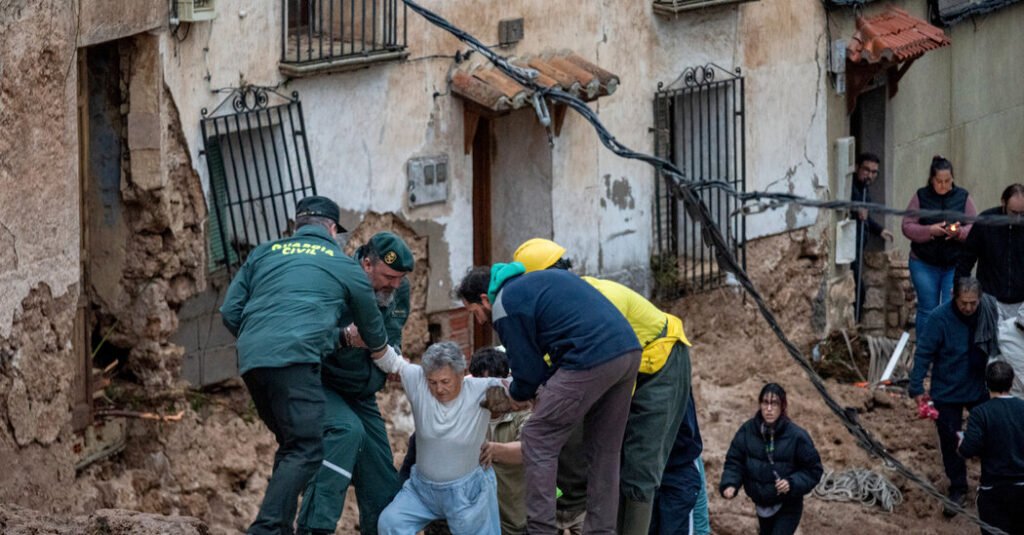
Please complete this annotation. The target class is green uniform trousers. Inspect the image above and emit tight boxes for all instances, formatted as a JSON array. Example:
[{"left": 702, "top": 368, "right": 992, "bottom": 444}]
[
  {"left": 297, "top": 388, "right": 400, "bottom": 534},
  {"left": 618, "top": 343, "right": 692, "bottom": 535},
  {"left": 243, "top": 363, "right": 325, "bottom": 535}
]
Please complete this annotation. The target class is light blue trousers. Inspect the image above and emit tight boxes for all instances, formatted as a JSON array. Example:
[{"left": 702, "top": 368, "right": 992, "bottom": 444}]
[{"left": 378, "top": 465, "right": 501, "bottom": 535}]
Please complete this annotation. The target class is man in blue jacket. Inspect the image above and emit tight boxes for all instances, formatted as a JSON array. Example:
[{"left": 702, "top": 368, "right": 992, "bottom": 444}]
[
  {"left": 221, "top": 196, "right": 396, "bottom": 535},
  {"left": 456, "top": 263, "right": 641, "bottom": 535},
  {"left": 908, "top": 276, "right": 991, "bottom": 517}
]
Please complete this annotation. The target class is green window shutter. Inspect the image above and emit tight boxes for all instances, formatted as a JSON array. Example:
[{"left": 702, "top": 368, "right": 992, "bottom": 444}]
[{"left": 205, "top": 138, "right": 239, "bottom": 271}]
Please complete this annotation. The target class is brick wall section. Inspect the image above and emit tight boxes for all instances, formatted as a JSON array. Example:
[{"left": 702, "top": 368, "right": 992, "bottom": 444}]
[{"left": 427, "top": 308, "right": 473, "bottom": 358}]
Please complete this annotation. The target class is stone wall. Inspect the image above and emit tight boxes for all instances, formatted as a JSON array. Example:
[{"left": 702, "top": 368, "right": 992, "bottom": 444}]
[{"left": 858, "top": 250, "right": 916, "bottom": 339}]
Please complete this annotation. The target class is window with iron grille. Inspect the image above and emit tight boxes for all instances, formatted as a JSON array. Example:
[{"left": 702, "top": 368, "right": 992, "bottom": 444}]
[
  {"left": 201, "top": 87, "right": 318, "bottom": 273},
  {"left": 653, "top": 64, "right": 746, "bottom": 296},
  {"left": 653, "top": 0, "right": 759, "bottom": 16},
  {"left": 280, "top": 0, "right": 408, "bottom": 75}
]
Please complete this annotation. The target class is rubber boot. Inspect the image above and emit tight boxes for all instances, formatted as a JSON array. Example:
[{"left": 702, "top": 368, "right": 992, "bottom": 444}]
[{"left": 617, "top": 497, "right": 654, "bottom": 535}]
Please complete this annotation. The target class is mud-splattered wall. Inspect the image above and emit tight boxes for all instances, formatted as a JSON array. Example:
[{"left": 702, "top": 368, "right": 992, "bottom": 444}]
[{"left": 0, "top": 0, "right": 88, "bottom": 511}]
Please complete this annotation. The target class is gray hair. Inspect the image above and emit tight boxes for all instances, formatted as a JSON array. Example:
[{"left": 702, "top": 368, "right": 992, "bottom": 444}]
[
  {"left": 421, "top": 341, "right": 467, "bottom": 375},
  {"left": 954, "top": 276, "right": 982, "bottom": 298}
]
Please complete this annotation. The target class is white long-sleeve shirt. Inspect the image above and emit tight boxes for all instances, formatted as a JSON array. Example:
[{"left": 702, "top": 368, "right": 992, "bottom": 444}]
[{"left": 375, "top": 350, "right": 502, "bottom": 482}]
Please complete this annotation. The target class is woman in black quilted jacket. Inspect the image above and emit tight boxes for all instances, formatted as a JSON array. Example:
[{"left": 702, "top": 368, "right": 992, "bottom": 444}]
[{"left": 719, "top": 383, "right": 823, "bottom": 535}]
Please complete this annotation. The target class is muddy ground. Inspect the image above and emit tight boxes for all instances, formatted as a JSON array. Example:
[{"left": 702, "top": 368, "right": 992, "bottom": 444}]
[{"left": 3, "top": 233, "right": 985, "bottom": 533}]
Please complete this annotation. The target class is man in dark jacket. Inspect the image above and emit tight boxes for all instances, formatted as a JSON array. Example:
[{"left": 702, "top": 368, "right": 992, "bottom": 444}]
[
  {"left": 958, "top": 361, "right": 1024, "bottom": 535},
  {"left": 958, "top": 183, "right": 1024, "bottom": 320},
  {"left": 850, "top": 152, "right": 894, "bottom": 320},
  {"left": 457, "top": 263, "right": 641, "bottom": 535},
  {"left": 221, "top": 196, "right": 395, "bottom": 535},
  {"left": 298, "top": 232, "right": 414, "bottom": 535},
  {"left": 908, "top": 277, "right": 992, "bottom": 516}
]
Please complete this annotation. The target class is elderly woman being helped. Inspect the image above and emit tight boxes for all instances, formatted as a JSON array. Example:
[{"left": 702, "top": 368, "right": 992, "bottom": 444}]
[{"left": 375, "top": 341, "right": 505, "bottom": 534}]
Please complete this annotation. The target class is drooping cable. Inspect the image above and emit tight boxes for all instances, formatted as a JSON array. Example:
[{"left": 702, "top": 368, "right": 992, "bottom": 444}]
[{"left": 401, "top": 1, "right": 1007, "bottom": 531}]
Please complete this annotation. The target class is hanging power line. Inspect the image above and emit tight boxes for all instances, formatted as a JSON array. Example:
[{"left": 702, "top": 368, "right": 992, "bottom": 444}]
[{"left": 399, "top": 1, "right": 1008, "bottom": 532}]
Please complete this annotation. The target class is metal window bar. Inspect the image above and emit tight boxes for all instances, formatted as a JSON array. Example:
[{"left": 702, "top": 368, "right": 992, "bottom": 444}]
[
  {"left": 653, "top": 64, "right": 746, "bottom": 296},
  {"left": 282, "top": 0, "right": 407, "bottom": 64},
  {"left": 200, "top": 87, "right": 318, "bottom": 273}
]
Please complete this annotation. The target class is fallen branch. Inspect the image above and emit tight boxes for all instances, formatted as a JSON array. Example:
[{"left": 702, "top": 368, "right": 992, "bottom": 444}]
[{"left": 95, "top": 409, "right": 185, "bottom": 422}]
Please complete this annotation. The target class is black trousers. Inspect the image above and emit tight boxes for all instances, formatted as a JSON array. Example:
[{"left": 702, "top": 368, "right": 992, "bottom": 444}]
[
  {"left": 933, "top": 399, "right": 985, "bottom": 495},
  {"left": 243, "top": 363, "right": 325, "bottom": 535},
  {"left": 757, "top": 501, "right": 802, "bottom": 535},
  {"left": 978, "top": 484, "right": 1024, "bottom": 535}
]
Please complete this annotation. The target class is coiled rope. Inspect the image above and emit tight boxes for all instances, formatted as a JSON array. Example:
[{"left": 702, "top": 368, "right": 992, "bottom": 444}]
[{"left": 814, "top": 468, "right": 904, "bottom": 512}]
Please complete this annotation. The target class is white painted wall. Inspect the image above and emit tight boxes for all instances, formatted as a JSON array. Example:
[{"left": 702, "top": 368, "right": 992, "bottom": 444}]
[{"left": 161, "top": 0, "right": 827, "bottom": 307}]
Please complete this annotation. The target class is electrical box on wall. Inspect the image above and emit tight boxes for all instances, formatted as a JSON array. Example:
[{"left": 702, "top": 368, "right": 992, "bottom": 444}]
[
  {"left": 831, "top": 39, "right": 847, "bottom": 95},
  {"left": 177, "top": 0, "right": 217, "bottom": 22},
  {"left": 498, "top": 18, "right": 524, "bottom": 47},
  {"left": 834, "top": 136, "right": 856, "bottom": 202},
  {"left": 408, "top": 155, "right": 449, "bottom": 207}
]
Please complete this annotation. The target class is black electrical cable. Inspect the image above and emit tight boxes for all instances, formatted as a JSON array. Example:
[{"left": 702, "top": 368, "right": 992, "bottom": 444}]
[{"left": 400, "top": 0, "right": 1008, "bottom": 532}]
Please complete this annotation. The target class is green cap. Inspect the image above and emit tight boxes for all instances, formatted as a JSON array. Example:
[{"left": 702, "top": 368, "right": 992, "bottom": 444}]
[
  {"left": 367, "top": 232, "right": 414, "bottom": 272},
  {"left": 295, "top": 195, "right": 345, "bottom": 232}
]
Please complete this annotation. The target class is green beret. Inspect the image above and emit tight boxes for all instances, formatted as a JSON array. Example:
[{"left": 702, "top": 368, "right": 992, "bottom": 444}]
[
  {"left": 368, "top": 232, "right": 414, "bottom": 272},
  {"left": 295, "top": 196, "right": 345, "bottom": 231}
]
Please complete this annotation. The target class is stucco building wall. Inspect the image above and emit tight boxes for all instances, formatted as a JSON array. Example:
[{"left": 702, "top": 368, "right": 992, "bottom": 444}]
[
  {"left": 162, "top": 0, "right": 828, "bottom": 306},
  {"left": 825, "top": 1, "right": 1024, "bottom": 255}
]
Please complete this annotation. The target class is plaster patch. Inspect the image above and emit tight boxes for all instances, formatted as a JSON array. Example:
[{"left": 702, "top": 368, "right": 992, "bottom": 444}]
[{"left": 604, "top": 174, "right": 636, "bottom": 210}]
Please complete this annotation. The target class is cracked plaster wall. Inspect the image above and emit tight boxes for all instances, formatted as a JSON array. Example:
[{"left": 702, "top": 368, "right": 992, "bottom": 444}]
[
  {"left": 0, "top": 0, "right": 81, "bottom": 493},
  {"left": 161, "top": 0, "right": 830, "bottom": 306}
]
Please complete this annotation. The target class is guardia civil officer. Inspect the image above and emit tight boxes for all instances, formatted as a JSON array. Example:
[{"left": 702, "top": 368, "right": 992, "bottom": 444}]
[
  {"left": 221, "top": 196, "right": 395, "bottom": 535},
  {"left": 298, "top": 232, "right": 415, "bottom": 535}
]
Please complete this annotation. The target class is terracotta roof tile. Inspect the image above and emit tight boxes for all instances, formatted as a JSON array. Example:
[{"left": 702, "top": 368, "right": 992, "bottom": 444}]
[
  {"left": 847, "top": 7, "right": 950, "bottom": 64},
  {"left": 452, "top": 51, "right": 620, "bottom": 112}
]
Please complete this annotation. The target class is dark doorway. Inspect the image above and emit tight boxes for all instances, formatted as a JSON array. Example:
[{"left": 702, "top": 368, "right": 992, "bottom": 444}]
[
  {"left": 850, "top": 84, "right": 887, "bottom": 254},
  {"left": 76, "top": 41, "right": 126, "bottom": 430},
  {"left": 471, "top": 116, "right": 493, "bottom": 350}
]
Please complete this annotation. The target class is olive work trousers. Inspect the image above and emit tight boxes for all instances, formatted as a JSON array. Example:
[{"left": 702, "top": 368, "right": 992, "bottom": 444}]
[
  {"left": 618, "top": 344, "right": 692, "bottom": 535},
  {"left": 243, "top": 363, "right": 326, "bottom": 535},
  {"left": 297, "top": 389, "right": 400, "bottom": 535}
]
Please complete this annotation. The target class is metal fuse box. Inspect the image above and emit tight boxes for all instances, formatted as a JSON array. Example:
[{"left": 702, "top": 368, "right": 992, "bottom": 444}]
[{"left": 408, "top": 155, "right": 449, "bottom": 207}]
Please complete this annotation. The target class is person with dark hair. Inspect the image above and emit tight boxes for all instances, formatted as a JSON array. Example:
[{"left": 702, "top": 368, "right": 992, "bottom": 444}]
[
  {"left": 456, "top": 263, "right": 641, "bottom": 534},
  {"left": 220, "top": 196, "right": 395, "bottom": 535},
  {"left": 298, "top": 231, "right": 415, "bottom": 535},
  {"left": 958, "top": 361, "right": 1024, "bottom": 535},
  {"left": 512, "top": 238, "right": 692, "bottom": 535},
  {"left": 902, "top": 155, "right": 978, "bottom": 334},
  {"left": 719, "top": 383, "right": 823, "bottom": 535},
  {"left": 850, "top": 152, "right": 894, "bottom": 321},
  {"left": 958, "top": 183, "right": 1024, "bottom": 320},
  {"left": 909, "top": 276, "right": 995, "bottom": 516},
  {"left": 469, "top": 346, "right": 532, "bottom": 535}
]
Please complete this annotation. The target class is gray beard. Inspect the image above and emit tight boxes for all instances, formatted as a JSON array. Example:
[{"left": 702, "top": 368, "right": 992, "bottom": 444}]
[{"left": 375, "top": 290, "right": 395, "bottom": 308}]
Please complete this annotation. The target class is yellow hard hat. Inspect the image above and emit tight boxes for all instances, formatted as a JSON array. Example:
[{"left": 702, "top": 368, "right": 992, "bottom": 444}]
[{"left": 513, "top": 238, "right": 566, "bottom": 272}]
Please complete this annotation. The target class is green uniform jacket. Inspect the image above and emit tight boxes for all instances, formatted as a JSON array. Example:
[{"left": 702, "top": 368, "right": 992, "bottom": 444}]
[
  {"left": 221, "top": 226, "right": 389, "bottom": 374},
  {"left": 322, "top": 278, "right": 410, "bottom": 399}
]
